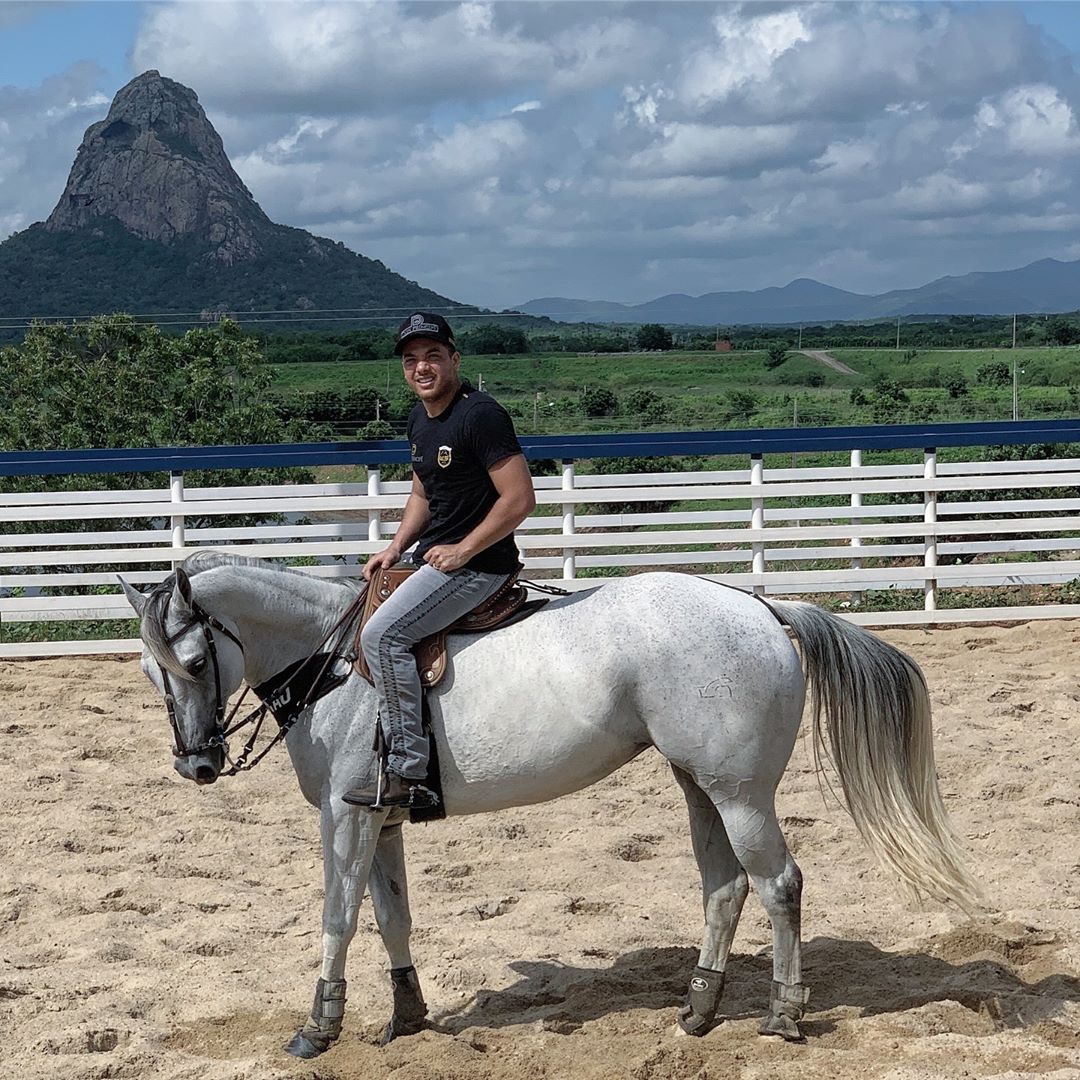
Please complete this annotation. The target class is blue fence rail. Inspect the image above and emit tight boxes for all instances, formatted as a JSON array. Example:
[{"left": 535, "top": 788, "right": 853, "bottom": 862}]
[{"left": 1, "top": 418, "right": 1079, "bottom": 478}]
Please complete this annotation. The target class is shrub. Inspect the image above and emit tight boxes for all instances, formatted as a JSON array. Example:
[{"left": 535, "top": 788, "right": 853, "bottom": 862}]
[
  {"left": 764, "top": 342, "right": 789, "bottom": 369},
  {"left": 976, "top": 360, "right": 1010, "bottom": 387},
  {"left": 359, "top": 419, "right": 395, "bottom": 440},
  {"left": 581, "top": 387, "right": 618, "bottom": 417}
]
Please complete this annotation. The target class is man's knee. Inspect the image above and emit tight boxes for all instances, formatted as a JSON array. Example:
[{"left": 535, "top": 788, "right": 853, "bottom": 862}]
[{"left": 361, "top": 608, "right": 420, "bottom": 666}]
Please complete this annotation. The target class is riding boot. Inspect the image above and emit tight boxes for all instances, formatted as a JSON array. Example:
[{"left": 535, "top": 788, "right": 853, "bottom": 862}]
[{"left": 343, "top": 772, "right": 439, "bottom": 810}]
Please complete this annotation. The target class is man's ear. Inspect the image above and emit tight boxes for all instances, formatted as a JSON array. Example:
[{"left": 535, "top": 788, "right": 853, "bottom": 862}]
[{"left": 118, "top": 577, "right": 148, "bottom": 617}]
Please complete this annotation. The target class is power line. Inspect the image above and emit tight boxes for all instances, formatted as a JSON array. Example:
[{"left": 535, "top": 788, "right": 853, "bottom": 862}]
[
  {"left": 0, "top": 310, "right": 540, "bottom": 331},
  {"left": 0, "top": 302, "right": 485, "bottom": 322}
]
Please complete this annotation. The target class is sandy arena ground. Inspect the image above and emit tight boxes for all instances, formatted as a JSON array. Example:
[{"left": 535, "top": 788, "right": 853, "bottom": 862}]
[{"left": 1, "top": 620, "right": 1079, "bottom": 1080}]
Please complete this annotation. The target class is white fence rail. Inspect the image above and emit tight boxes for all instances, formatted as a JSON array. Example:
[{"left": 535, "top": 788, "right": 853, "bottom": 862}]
[{"left": 3, "top": 453, "right": 1080, "bottom": 656}]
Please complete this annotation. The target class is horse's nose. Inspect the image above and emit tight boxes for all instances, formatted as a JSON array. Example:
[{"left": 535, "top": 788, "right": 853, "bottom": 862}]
[{"left": 194, "top": 763, "right": 219, "bottom": 784}]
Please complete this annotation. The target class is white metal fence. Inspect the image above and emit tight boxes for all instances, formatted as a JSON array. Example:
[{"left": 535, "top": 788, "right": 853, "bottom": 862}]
[{"left": 3, "top": 452, "right": 1080, "bottom": 656}]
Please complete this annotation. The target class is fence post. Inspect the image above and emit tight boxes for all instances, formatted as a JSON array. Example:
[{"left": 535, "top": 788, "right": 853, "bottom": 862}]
[
  {"left": 750, "top": 453, "right": 765, "bottom": 596},
  {"left": 368, "top": 466, "right": 382, "bottom": 566},
  {"left": 562, "top": 458, "right": 576, "bottom": 580},
  {"left": 923, "top": 447, "right": 938, "bottom": 611},
  {"left": 850, "top": 448, "right": 863, "bottom": 606},
  {"left": 170, "top": 471, "right": 185, "bottom": 570}
]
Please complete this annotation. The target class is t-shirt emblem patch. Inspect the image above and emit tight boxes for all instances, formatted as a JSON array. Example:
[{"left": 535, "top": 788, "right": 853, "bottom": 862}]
[{"left": 437, "top": 445, "right": 453, "bottom": 468}]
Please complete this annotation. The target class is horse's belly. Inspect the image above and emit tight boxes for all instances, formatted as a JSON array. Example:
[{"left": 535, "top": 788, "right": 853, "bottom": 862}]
[
  {"left": 431, "top": 625, "right": 646, "bottom": 815},
  {"left": 437, "top": 724, "right": 645, "bottom": 815}
]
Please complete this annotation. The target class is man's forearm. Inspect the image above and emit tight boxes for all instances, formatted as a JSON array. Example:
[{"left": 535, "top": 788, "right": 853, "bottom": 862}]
[
  {"left": 389, "top": 492, "right": 431, "bottom": 554},
  {"left": 456, "top": 493, "right": 532, "bottom": 560}
]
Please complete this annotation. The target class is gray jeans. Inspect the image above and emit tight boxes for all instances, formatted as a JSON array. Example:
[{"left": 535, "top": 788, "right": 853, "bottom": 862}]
[{"left": 359, "top": 563, "right": 511, "bottom": 779}]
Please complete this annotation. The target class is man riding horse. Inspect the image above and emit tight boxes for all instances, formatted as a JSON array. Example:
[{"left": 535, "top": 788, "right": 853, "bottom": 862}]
[{"left": 343, "top": 312, "right": 536, "bottom": 810}]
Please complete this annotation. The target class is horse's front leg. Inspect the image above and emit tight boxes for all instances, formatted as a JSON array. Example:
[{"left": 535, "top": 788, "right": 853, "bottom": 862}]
[
  {"left": 369, "top": 822, "right": 428, "bottom": 1044},
  {"left": 286, "top": 802, "right": 386, "bottom": 1059}
]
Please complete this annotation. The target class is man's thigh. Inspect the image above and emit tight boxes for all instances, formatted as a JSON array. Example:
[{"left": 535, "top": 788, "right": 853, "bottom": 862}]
[{"left": 362, "top": 564, "right": 507, "bottom": 650}]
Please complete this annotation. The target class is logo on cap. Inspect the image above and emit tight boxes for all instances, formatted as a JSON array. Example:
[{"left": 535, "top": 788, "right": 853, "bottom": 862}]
[{"left": 401, "top": 313, "right": 441, "bottom": 338}]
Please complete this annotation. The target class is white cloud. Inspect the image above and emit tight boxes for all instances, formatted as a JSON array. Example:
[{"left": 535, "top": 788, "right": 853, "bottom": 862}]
[
  {"left": 627, "top": 122, "right": 803, "bottom": 179},
  {"left": 976, "top": 84, "right": 1080, "bottom": 155},
  {"left": 895, "top": 173, "right": 992, "bottom": 216},
  {"left": 5, "top": 1, "right": 1080, "bottom": 310}
]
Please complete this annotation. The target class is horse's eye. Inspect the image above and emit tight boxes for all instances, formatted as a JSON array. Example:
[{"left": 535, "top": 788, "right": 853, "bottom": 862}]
[{"left": 188, "top": 656, "right": 208, "bottom": 676}]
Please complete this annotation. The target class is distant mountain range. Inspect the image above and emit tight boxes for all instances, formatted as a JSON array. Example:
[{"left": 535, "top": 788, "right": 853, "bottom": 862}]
[{"left": 518, "top": 258, "right": 1080, "bottom": 326}]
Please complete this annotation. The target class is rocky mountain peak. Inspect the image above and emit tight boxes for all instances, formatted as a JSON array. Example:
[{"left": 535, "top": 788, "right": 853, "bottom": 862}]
[{"left": 45, "top": 70, "right": 271, "bottom": 264}]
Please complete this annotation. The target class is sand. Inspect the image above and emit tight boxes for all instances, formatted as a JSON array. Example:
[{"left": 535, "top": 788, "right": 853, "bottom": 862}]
[{"left": 1, "top": 620, "right": 1078, "bottom": 1080}]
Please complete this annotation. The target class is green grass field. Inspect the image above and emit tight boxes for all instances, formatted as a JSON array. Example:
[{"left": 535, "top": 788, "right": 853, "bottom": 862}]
[{"left": 271, "top": 345, "right": 1080, "bottom": 437}]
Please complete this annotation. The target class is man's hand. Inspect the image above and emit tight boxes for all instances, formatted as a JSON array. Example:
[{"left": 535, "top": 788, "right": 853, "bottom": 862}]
[
  {"left": 363, "top": 545, "right": 403, "bottom": 581},
  {"left": 424, "top": 543, "right": 470, "bottom": 574}
]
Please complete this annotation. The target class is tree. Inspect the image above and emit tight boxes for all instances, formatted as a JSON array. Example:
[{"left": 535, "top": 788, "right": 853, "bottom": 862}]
[
  {"left": 725, "top": 390, "right": 758, "bottom": 420},
  {"left": 870, "top": 376, "right": 910, "bottom": 423},
  {"left": 636, "top": 323, "right": 673, "bottom": 351},
  {"left": 0, "top": 315, "right": 316, "bottom": 526},
  {"left": 942, "top": 370, "right": 969, "bottom": 398},
  {"left": 623, "top": 388, "right": 668, "bottom": 423},
  {"left": 1046, "top": 317, "right": 1078, "bottom": 347},
  {"left": 764, "top": 342, "right": 789, "bottom": 369},
  {"left": 459, "top": 323, "right": 528, "bottom": 355},
  {"left": 358, "top": 419, "right": 395, "bottom": 440},
  {"left": 580, "top": 387, "right": 618, "bottom": 417},
  {"left": 976, "top": 360, "right": 1010, "bottom": 388}
]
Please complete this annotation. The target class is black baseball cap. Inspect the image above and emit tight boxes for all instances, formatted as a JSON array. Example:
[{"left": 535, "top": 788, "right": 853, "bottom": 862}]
[{"left": 393, "top": 312, "right": 456, "bottom": 356}]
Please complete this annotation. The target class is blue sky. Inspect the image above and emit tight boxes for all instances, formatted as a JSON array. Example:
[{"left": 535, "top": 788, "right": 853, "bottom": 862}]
[{"left": 3, "top": 2, "right": 1080, "bottom": 308}]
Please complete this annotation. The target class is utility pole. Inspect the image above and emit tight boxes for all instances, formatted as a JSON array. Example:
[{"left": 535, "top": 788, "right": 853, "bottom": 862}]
[
  {"left": 896, "top": 315, "right": 901, "bottom": 351},
  {"left": 534, "top": 391, "right": 540, "bottom": 427},
  {"left": 1012, "top": 313, "right": 1017, "bottom": 349},
  {"left": 798, "top": 325, "right": 803, "bottom": 349},
  {"left": 1012, "top": 357, "right": 1019, "bottom": 421}
]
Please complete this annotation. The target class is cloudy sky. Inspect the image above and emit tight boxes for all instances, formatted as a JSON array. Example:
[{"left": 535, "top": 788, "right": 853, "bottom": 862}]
[{"left": 2, "top": 1, "right": 1080, "bottom": 310}]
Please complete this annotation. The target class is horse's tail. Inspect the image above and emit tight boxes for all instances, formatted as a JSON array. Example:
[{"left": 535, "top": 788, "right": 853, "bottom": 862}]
[{"left": 767, "top": 599, "right": 982, "bottom": 914}]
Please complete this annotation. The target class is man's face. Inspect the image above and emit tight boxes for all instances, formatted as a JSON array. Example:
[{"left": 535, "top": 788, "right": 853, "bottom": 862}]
[{"left": 401, "top": 338, "right": 461, "bottom": 403}]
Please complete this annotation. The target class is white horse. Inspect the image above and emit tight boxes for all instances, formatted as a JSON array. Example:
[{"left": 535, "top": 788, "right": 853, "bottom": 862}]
[{"left": 120, "top": 552, "right": 978, "bottom": 1057}]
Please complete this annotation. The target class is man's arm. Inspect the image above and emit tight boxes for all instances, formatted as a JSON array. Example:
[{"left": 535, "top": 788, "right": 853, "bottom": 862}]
[
  {"left": 363, "top": 472, "right": 431, "bottom": 581},
  {"left": 423, "top": 454, "right": 536, "bottom": 574}
]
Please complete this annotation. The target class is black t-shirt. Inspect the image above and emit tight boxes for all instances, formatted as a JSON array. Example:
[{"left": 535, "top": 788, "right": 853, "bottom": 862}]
[{"left": 407, "top": 382, "right": 524, "bottom": 574}]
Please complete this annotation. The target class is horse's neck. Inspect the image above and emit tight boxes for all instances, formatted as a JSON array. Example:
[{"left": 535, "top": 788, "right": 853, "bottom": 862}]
[{"left": 192, "top": 566, "right": 350, "bottom": 685}]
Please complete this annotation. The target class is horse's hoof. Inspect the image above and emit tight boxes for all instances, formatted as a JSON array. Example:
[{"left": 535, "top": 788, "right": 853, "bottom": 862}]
[
  {"left": 285, "top": 1030, "right": 335, "bottom": 1058},
  {"left": 758, "top": 1014, "right": 804, "bottom": 1042},
  {"left": 675, "top": 1004, "right": 714, "bottom": 1037},
  {"left": 380, "top": 1018, "right": 427, "bottom": 1045}
]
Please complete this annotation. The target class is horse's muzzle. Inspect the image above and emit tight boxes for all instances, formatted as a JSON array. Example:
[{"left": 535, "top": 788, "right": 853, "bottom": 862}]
[{"left": 175, "top": 749, "right": 224, "bottom": 785}]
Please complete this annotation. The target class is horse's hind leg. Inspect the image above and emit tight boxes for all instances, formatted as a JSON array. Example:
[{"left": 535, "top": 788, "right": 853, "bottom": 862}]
[
  {"left": 713, "top": 793, "right": 808, "bottom": 1042},
  {"left": 671, "top": 765, "right": 749, "bottom": 1036}
]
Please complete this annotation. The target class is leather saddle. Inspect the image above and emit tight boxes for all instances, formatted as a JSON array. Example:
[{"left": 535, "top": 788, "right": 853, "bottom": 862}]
[{"left": 354, "top": 565, "right": 530, "bottom": 690}]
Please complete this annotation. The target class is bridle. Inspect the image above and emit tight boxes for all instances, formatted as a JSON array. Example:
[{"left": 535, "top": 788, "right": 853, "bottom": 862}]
[
  {"left": 159, "top": 598, "right": 248, "bottom": 761},
  {"left": 155, "top": 587, "right": 367, "bottom": 776}
]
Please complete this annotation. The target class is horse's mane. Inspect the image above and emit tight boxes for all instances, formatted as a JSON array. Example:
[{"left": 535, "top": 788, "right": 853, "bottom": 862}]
[{"left": 140, "top": 551, "right": 358, "bottom": 677}]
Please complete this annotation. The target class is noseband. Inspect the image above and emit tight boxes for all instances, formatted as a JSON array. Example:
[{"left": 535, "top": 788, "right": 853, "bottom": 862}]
[{"left": 159, "top": 600, "right": 246, "bottom": 760}]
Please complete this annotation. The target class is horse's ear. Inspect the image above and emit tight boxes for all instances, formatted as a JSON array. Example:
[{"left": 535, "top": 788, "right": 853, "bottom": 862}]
[
  {"left": 118, "top": 577, "right": 148, "bottom": 617},
  {"left": 173, "top": 566, "right": 194, "bottom": 613}
]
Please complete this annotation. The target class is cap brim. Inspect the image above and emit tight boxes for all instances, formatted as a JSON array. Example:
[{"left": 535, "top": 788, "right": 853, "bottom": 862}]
[{"left": 394, "top": 331, "right": 455, "bottom": 356}]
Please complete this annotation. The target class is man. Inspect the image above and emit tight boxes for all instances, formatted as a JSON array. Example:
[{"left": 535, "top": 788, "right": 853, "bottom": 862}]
[{"left": 344, "top": 313, "right": 536, "bottom": 809}]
